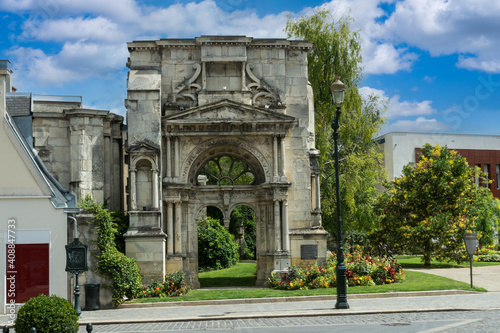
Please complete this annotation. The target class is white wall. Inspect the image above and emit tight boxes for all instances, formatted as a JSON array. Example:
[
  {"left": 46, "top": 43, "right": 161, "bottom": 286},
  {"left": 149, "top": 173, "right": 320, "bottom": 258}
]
[
  {"left": 0, "top": 198, "right": 68, "bottom": 315},
  {"left": 379, "top": 132, "right": 500, "bottom": 180}
]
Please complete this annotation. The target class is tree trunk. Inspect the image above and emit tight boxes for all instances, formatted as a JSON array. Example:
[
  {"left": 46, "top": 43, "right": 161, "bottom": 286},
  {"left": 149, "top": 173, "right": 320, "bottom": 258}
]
[{"left": 423, "top": 239, "right": 431, "bottom": 266}]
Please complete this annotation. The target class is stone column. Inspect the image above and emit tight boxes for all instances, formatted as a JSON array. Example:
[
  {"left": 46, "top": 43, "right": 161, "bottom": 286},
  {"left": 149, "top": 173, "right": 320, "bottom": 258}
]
[
  {"left": 282, "top": 200, "right": 289, "bottom": 252},
  {"left": 152, "top": 167, "right": 159, "bottom": 210},
  {"left": 315, "top": 173, "right": 321, "bottom": 211},
  {"left": 311, "top": 174, "right": 316, "bottom": 210},
  {"left": 167, "top": 202, "right": 174, "bottom": 255},
  {"left": 274, "top": 200, "right": 281, "bottom": 252},
  {"left": 273, "top": 135, "right": 279, "bottom": 182},
  {"left": 175, "top": 201, "right": 182, "bottom": 254},
  {"left": 165, "top": 136, "right": 171, "bottom": 182},
  {"left": 280, "top": 135, "right": 286, "bottom": 181},
  {"left": 174, "top": 136, "right": 180, "bottom": 182},
  {"left": 130, "top": 168, "right": 137, "bottom": 210}
]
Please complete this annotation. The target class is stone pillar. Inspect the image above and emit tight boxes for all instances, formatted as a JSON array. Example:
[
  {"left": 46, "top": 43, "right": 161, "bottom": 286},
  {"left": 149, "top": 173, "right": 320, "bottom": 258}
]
[
  {"left": 273, "top": 135, "right": 279, "bottom": 182},
  {"left": 167, "top": 201, "right": 174, "bottom": 255},
  {"left": 315, "top": 174, "right": 321, "bottom": 211},
  {"left": 282, "top": 200, "right": 289, "bottom": 252},
  {"left": 175, "top": 201, "right": 182, "bottom": 254},
  {"left": 274, "top": 200, "right": 281, "bottom": 252},
  {"left": 311, "top": 174, "right": 316, "bottom": 210},
  {"left": 130, "top": 168, "right": 137, "bottom": 210},
  {"left": 174, "top": 137, "right": 180, "bottom": 182},
  {"left": 165, "top": 136, "right": 171, "bottom": 182},
  {"left": 152, "top": 167, "right": 159, "bottom": 209},
  {"left": 280, "top": 135, "right": 287, "bottom": 182}
]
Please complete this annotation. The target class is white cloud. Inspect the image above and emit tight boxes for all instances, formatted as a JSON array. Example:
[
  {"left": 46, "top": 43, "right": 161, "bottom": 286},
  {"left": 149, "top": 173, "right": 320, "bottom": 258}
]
[
  {"left": 383, "top": 117, "right": 450, "bottom": 133},
  {"left": 359, "top": 86, "right": 436, "bottom": 119},
  {"left": 25, "top": 17, "right": 127, "bottom": 42},
  {"left": 387, "top": 95, "right": 436, "bottom": 119},
  {"left": 7, "top": 41, "right": 127, "bottom": 84},
  {"left": 376, "top": 0, "right": 500, "bottom": 73}
]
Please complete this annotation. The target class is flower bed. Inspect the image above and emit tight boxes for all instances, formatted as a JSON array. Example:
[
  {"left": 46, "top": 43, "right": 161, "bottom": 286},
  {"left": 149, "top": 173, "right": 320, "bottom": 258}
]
[
  {"left": 137, "top": 271, "right": 189, "bottom": 298},
  {"left": 269, "top": 247, "right": 405, "bottom": 290},
  {"left": 476, "top": 245, "right": 500, "bottom": 262}
]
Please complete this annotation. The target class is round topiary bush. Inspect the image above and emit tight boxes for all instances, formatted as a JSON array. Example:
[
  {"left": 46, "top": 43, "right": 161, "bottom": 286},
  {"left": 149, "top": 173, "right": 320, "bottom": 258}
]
[
  {"left": 198, "top": 217, "right": 239, "bottom": 271},
  {"left": 15, "top": 294, "right": 78, "bottom": 333}
]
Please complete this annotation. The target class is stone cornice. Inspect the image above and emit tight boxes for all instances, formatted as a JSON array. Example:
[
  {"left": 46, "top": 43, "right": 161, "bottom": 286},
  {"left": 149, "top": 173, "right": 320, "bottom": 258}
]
[{"left": 128, "top": 36, "right": 312, "bottom": 52}]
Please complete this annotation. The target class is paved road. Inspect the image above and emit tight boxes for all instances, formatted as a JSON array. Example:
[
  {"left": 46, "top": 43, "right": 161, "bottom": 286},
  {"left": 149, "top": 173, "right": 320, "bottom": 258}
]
[{"left": 78, "top": 310, "right": 500, "bottom": 332}]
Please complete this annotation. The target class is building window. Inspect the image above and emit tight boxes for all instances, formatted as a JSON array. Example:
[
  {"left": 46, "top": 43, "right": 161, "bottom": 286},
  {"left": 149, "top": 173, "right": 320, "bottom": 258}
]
[
  {"left": 197, "top": 156, "right": 255, "bottom": 186},
  {"left": 496, "top": 165, "right": 500, "bottom": 189}
]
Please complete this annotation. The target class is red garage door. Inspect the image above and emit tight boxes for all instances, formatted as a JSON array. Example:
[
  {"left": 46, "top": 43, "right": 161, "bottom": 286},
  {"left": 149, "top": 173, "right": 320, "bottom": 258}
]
[{"left": 6, "top": 244, "right": 49, "bottom": 303}]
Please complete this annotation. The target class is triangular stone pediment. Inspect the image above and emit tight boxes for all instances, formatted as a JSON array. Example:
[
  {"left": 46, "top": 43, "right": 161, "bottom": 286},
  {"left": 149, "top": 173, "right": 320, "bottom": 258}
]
[
  {"left": 164, "top": 99, "right": 296, "bottom": 125},
  {"left": 128, "top": 140, "right": 160, "bottom": 153}
]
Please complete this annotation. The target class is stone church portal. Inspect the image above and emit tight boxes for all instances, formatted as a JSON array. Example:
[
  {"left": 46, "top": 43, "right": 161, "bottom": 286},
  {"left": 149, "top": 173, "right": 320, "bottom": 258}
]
[{"left": 124, "top": 36, "right": 327, "bottom": 287}]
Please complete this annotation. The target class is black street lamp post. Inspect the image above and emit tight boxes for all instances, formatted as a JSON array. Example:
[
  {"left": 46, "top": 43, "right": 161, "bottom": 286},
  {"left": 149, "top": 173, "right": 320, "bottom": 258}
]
[{"left": 330, "top": 76, "right": 349, "bottom": 309}]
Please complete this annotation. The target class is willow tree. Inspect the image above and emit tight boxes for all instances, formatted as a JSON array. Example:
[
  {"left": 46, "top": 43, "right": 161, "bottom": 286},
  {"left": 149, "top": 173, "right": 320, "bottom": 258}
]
[{"left": 286, "top": 9, "right": 386, "bottom": 236}]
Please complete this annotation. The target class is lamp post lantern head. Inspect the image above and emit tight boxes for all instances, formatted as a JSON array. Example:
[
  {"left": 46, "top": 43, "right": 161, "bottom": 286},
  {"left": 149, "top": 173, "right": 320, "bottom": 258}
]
[{"left": 330, "top": 76, "right": 346, "bottom": 107}]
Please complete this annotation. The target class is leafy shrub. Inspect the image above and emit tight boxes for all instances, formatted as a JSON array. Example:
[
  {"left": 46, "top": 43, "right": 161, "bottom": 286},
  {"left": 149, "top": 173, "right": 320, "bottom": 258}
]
[
  {"left": 269, "top": 246, "right": 404, "bottom": 290},
  {"left": 198, "top": 217, "right": 239, "bottom": 271},
  {"left": 79, "top": 196, "right": 142, "bottom": 306},
  {"left": 15, "top": 294, "right": 78, "bottom": 333},
  {"left": 138, "top": 271, "right": 189, "bottom": 298},
  {"left": 229, "top": 206, "right": 256, "bottom": 260}
]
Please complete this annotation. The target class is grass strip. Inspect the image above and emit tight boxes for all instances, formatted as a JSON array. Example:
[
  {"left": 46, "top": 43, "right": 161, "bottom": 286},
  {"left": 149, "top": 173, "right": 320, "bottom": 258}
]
[{"left": 130, "top": 270, "right": 485, "bottom": 304}]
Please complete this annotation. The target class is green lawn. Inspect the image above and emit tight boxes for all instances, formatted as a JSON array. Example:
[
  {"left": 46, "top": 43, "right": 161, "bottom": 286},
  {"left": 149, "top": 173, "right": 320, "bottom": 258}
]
[
  {"left": 130, "top": 263, "right": 485, "bottom": 304},
  {"left": 199, "top": 262, "right": 257, "bottom": 287},
  {"left": 396, "top": 255, "right": 500, "bottom": 269}
]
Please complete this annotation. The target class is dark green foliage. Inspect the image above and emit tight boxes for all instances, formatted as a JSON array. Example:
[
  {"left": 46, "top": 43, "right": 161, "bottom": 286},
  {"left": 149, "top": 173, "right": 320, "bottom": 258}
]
[
  {"left": 79, "top": 195, "right": 142, "bottom": 306},
  {"left": 111, "top": 210, "right": 129, "bottom": 254},
  {"left": 198, "top": 217, "right": 239, "bottom": 271},
  {"left": 229, "top": 206, "right": 256, "bottom": 260},
  {"left": 15, "top": 294, "right": 78, "bottom": 333}
]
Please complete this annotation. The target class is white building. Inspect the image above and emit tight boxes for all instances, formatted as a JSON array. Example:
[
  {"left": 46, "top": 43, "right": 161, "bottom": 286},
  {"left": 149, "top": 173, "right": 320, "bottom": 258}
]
[{"left": 0, "top": 60, "right": 78, "bottom": 315}]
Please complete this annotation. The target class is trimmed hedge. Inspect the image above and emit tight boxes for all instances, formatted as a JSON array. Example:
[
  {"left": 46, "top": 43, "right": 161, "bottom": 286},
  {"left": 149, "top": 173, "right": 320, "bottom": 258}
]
[{"left": 15, "top": 294, "right": 78, "bottom": 333}]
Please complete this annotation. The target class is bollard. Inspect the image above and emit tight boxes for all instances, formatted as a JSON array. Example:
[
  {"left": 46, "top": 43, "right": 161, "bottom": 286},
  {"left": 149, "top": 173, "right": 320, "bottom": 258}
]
[
  {"left": 3, "top": 325, "right": 9, "bottom": 333},
  {"left": 30, "top": 328, "right": 37, "bottom": 333},
  {"left": 86, "top": 323, "right": 93, "bottom": 332}
]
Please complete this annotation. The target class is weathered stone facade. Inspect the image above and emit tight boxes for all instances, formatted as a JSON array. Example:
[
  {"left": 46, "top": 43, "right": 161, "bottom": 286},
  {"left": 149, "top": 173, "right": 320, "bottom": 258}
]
[
  {"left": 125, "top": 36, "right": 328, "bottom": 287},
  {"left": 24, "top": 95, "right": 125, "bottom": 211}
]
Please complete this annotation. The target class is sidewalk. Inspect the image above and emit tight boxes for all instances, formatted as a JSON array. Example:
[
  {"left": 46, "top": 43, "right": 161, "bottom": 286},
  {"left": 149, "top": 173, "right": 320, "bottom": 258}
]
[
  {"left": 406, "top": 265, "right": 500, "bottom": 292},
  {"left": 72, "top": 291, "right": 500, "bottom": 325}
]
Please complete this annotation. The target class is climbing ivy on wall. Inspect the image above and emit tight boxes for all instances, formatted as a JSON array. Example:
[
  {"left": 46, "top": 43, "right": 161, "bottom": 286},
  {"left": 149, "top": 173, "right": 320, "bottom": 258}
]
[{"left": 79, "top": 195, "right": 142, "bottom": 305}]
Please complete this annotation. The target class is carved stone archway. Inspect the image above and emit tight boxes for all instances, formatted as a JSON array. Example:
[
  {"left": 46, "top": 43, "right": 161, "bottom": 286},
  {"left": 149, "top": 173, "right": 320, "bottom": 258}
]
[{"left": 125, "top": 36, "right": 328, "bottom": 287}]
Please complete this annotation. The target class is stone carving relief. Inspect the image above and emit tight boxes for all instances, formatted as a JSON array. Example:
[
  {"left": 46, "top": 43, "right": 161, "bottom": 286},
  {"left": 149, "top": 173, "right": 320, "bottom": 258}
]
[
  {"left": 245, "top": 64, "right": 282, "bottom": 107},
  {"left": 165, "top": 63, "right": 202, "bottom": 110}
]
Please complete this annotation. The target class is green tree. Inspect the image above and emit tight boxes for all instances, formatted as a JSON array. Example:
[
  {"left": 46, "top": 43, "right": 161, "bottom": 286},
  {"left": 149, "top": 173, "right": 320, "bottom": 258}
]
[
  {"left": 375, "top": 144, "right": 500, "bottom": 265},
  {"left": 285, "top": 8, "right": 386, "bottom": 236},
  {"left": 198, "top": 217, "right": 239, "bottom": 271}
]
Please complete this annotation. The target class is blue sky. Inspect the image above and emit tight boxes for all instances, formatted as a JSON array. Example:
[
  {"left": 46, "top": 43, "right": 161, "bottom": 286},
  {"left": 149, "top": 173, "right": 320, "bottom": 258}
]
[{"left": 1, "top": 0, "right": 499, "bottom": 135}]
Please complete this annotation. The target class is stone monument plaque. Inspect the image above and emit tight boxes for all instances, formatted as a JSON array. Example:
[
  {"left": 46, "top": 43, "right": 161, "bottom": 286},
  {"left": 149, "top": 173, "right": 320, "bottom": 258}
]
[{"left": 301, "top": 244, "right": 318, "bottom": 260}]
